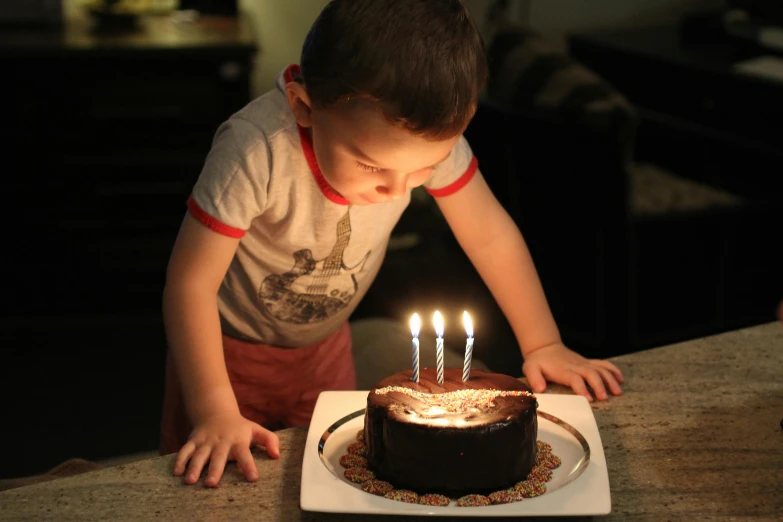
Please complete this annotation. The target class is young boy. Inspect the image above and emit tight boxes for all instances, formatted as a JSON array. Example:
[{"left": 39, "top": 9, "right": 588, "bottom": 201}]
[{"left": 161, "top": 0, "right": 624, "bottom": 487}]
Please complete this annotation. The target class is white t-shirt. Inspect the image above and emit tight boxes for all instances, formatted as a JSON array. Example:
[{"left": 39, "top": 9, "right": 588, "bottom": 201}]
[{"left": 188, "top": 65, "right": 478, "bottom": 346}]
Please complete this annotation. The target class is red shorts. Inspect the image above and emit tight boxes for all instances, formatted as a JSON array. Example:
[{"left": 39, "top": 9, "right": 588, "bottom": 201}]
[{"left": 159, "top": 322, "right": 356, "bottom": 455}]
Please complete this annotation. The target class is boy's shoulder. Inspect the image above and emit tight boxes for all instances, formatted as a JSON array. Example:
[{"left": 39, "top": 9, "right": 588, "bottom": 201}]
[{"left": 221, "top": 74, "right": 297, "bottom": 151}]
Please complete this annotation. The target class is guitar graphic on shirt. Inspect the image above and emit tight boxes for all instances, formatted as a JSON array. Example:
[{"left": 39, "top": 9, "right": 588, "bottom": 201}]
[{"left": 259, "top": 210, "right": 371, "bottom": 324}]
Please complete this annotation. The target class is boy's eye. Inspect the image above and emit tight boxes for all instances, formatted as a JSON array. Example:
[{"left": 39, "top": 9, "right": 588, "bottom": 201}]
[{"left": 356, "top": 161, "right": 383, "bottom": 173}]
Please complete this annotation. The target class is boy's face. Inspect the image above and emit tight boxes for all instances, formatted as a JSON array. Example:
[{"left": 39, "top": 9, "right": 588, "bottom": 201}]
[{"left": 286, "top": 84, "right": 460, "bottom": 205}]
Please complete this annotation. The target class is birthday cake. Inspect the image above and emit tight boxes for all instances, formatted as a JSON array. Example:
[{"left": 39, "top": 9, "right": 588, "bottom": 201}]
[{"left": 363, "top": 367, "right": 538, "bottom": 495}]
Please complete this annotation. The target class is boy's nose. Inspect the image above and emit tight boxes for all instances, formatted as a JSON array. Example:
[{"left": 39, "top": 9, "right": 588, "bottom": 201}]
[{"left": 375, "top": 176, "right": 407, "bottom": 200}]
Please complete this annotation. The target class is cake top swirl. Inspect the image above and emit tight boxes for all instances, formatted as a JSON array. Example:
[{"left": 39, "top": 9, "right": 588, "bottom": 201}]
[
  {"left": 374, "top": 386, "right": 534, "bottom": 413},
  {"left": 368, "top": 368, "right": 537, "bottom": 427}
]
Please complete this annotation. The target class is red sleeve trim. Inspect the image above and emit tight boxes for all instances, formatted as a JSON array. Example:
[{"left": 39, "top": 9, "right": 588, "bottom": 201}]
[
  {"left": 187, "top": 195, "right": 246, "bottom": 239},
  {"left": 426, "top": 155, "right": 479, "bottom": 198}
]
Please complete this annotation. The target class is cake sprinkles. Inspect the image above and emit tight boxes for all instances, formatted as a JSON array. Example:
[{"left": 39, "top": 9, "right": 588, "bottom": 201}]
[
  {"left": 514, "top": 480, "right": 547, "bottom": 497},
  {"left": 456, "top": 494, "right": 491, "bottom": 507},
  {"left": 339, "top": 454, "right": 368, "bottom": 469},
  {"left": 384, "top": 490, "right": 419, "bottom": 503},
  {"left": 361, "top": 479, "right": 394, "bottom": 496},
  {"left": 346, "top": 441, "right": 367, "bottom": 456},
  {"left": 528, "top": 465, "right": 553, "bottom": 482},
  {"left": 418, "top": 493, "right": 451, "bottom": 506},
  {"left": 374, "top": 386, "right": 534, "bottom": 413},
  {"left": 344, "top": 467, "right": 374, "bottom": 484},
  {"left": 488, "top": 489, "right": 525, "bottom": 504},
  {"left": 537, "top": 454, "right": 562, "bottom": 469},
  {"left": 537, "top": 440, "right": 553, "bottom": 453}
]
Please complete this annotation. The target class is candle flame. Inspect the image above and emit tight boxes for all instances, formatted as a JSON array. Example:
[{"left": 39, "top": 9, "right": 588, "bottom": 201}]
[
  {"left": 433, "top": 310, "right": 444, "bottom": 338},
  {"left": 463, "top": 311, "right": 473, "bottom": 338},
  {"left": 410, "top": 313, "right": 421, "bottom": 338}
]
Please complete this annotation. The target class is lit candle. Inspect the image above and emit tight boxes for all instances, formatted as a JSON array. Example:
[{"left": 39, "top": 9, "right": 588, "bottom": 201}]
[
  {"left": 410, "top": 313, "right": 420, "bottom": 383},
  {"left": 433, "top": 311, "right": 444, "bottom": 385},
  {"left": 462, "top": 311, "right": 474, "bottom": 382}
]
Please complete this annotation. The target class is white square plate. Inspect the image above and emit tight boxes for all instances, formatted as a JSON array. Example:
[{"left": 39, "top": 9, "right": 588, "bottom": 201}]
[{"left": 300, "top": 391, "right": 610, "bottom": 516}]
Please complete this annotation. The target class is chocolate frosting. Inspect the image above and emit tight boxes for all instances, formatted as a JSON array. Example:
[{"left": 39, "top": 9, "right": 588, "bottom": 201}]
[
  {"left": 369, "top": 368, "right": 536, "bottom": 428},
  {"left": 364, "top": 368, "right": 538, "bottom": 495}
]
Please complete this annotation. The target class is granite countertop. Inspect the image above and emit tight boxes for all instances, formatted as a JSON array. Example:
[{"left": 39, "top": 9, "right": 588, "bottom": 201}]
[{"left": 1, "top": 322, "right": 781, "bottom": 521}]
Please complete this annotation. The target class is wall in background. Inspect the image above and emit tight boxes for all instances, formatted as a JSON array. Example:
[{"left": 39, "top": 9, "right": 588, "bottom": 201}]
[
  {"left": 65, "top": 0, "right": 727, "bottom": 95},
  {"left": 239, "top": 0, "right": 327, "bottom": 95}
]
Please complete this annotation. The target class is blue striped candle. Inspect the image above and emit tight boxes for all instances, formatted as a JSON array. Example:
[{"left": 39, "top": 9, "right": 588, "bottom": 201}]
[
  {"left": 462, "top": 311, "right": 474, "bottom": 382},
  {"left": 433, "top": 311, "right": 444, "bottom": 385},
  {"left": 410, "top": 313, "right": 420, "bottom": 383}
]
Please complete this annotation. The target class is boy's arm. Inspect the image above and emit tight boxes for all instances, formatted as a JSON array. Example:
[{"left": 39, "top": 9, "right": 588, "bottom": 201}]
[
  {"left": 163, "top": 213, "right": 280, "bottom": 487},
  {"left": 163, "top": 213, "right": 242, "bottom": 424},
  {"left": 435, "top": 170, "right": 623, "bottom": 399}
]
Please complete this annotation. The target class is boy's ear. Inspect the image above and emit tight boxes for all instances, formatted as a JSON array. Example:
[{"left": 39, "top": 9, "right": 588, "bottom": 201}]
[{"left": 285, "top": 82, "right": 314, "bottom": 128}]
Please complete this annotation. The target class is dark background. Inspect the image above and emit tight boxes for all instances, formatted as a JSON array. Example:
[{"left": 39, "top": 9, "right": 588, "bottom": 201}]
[{"left": 1, "top": 0, "right": 781, "bottom": 481}]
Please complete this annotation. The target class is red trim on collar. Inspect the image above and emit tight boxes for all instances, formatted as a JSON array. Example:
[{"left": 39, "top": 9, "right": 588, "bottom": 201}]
[
  {"left": 296, "top": 125, "right": 350, "bottom": 205},
  {"left": 426, "top": 155, "right": 479, "bottom": 198},
  {"left": 285, "top": 64, "right": 350, "bottom": 206}
]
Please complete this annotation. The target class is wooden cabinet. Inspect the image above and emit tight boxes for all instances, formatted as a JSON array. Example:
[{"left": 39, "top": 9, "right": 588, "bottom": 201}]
[
  {"left": 1, "top": 12, "right": 258, "bottom": 316},
  {"left": 0, "top": 10, "right": 257, "bottom": 478}
]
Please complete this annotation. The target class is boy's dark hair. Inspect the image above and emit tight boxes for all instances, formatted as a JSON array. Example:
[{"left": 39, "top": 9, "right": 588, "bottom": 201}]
[{"left": 300, "top": 0, "right": 487, "bottom": 140}]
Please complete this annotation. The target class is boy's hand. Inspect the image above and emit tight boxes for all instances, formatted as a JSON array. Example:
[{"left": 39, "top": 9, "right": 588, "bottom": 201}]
[
  {"left": 522, "top": 343, "right": 624, "bottom": 402},
  {"left": 173, "top": 412, "right": 280, "bottom": 487}
]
